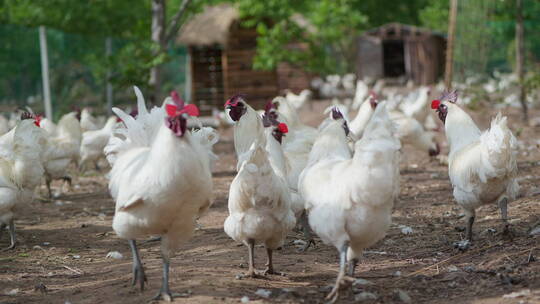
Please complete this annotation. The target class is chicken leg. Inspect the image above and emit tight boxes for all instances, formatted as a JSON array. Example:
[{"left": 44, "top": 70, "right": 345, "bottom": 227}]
[
  {"left": 347, "top": 258, "right": 358, "bottom": 277},
  {"left": 129, "top": 240, "right": 147, "bottom": 291},
  {"left": 326, "top": 242, "right": 354, "bottom": 303},
  {"left": 454, "top": 211, "right": 474, "bottom": 251},
  {"left": 46, "top": 175, "right": 52, "bottom": 198},
  {"left": 298, "top": 211, "right": 315, "bottom": 252},
  {"left": 152, "top": 253, "right": 172, "bottom": 302},
  {"left": 1, "top": 219, "right": 16, "bottom": 251},
  {"left": 246, "top": 238, "right": 258, "bottom": 278},
  {"left": 498, "top": 197, "right": 510, "bottom": 235}
]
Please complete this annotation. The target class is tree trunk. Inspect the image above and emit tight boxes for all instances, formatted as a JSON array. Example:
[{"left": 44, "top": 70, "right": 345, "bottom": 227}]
[
  {"left": 515, "top": 0, "right": 527, "bottom": 122},
  {"left": 105, "top": 37, "right": 114, "bottom": 115},
  {"left": 444, "top": 0, "right": 458, "bottom": 89},
  {"left": 150, "top": 0, "right": 166, "bottom": 104}
]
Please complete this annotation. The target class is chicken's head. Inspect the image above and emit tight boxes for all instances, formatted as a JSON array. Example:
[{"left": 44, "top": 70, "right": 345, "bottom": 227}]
[
  {"left": 272, "top": 122, "right": 288, "bottom": 144},
  {"left": 431, "top": 89, "right": 458, "bottom": 124},
  {"left": 165, "top": 90, "right": 199, "bottom": 137},
  {"left": 224, "top": 94, "right": 247, "bottom": 122},
  {"left": 331, "top": 108, "right": 350, "bottom": 136},
  {"left": 262, "top": 100, "right": 279, "bottom": 128},
  {"left": 20, "top": 112, "right": 41, "bottom": 127}
]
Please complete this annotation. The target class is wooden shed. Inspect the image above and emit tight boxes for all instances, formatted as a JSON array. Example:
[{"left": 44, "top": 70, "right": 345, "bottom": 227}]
[
  {"left": 357, "top": 23, "right": 446, "bottom": 85},
  {"left": 177, "top": 4, "right": 313, "bottom": 113}
]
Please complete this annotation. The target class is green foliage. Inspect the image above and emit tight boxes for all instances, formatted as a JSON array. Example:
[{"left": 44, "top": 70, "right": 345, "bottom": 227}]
[
  {"left": 418, "top": 0, "right": 448, "bottom": 33},
  {"left": 238, "top": 0, "right": 367, "bottom": 75}
]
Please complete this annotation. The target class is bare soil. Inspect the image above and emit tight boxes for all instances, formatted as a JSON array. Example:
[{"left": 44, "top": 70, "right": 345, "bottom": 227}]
[{"left": 1, "top": 100, "right": 539, "bottom": 304}]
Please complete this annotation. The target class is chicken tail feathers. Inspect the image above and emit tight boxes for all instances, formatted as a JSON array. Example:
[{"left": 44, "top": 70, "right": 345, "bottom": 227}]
[{"left": 478, "top": 113, "right": 518, "bottom": 186}]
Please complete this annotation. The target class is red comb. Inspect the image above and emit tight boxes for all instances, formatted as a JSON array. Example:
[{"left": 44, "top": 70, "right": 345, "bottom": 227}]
[
  {"left": 34, "top": 115, "right": 42, "bottom": 127},
  {"left": 277, "top": 123, "right": 288, "bottom": 134},
  {"left": 165, "top": 103, "right": 200, "bottom": 118},
  {"left": 431, "top": 99, "right": 441, "bottom": 109}
]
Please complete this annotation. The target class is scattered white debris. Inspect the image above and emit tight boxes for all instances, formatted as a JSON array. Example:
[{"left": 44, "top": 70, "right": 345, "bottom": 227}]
[
  {"left": 364, "top": 250, "right": 387, "bottom": 255},
  {"left": 72, "top": 255, "right": 81, "bottom": 259},
  {"left": 293, "top": 239, "right": 307, "bottom": 246},
  {"left": 353, "top": 278, "right": 372, "bottom": 286},
  {"left": 54, "top": 201, "right": 64, "bottom": 206},
  {"left": 43, "top": 242, "right": 51, "bottom": 246},
  {"left": 399, "top": 225, "right": 414, "bottom": 235},
  {"left": 503, "top": 289, "right": 531, "bottom": 298},
  {"left": 4, "top": 288, "right": 19, "bottom": 296},
  {"left": 33, "top": 245, "right": 44, "bottom": 251},
  {"left": 254, "top": 289, "right": 271, "bottom": 298},
  {"left": 529, "top": 226, "right": 540, "bottom": 236},
  {"left": 447, "top": 265, "right": 459, "bottom": 272},
  {"left": 106, "top": 251, "right": 123, "bottom": 259},
  {"left": 355, "top": 291, "right": 378, "bottom": 301},
  {"left": 240, "top": 296, "right": 250, "bottom": 303},
  {"left": 97, "top": 213, "right": 106, "bottom": 220},
  {"left": 394, "top": 271, "right": 402, "bottom": 277},
  {"left": 395, "top": 289, "right": 412, "bottom": 303}
]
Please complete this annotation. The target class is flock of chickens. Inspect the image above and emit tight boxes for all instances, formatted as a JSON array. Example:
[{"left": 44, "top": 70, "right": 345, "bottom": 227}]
[{"left": 0, "top": 78, "right": 519, "bottom": 302}]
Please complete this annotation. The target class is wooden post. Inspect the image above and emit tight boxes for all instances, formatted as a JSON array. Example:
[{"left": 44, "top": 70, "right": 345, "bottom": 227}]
[
  {"left": 39, "top": 26, "right": 53, "bottom": 120},
  {"left": 444, "top": 0, "right": 458, "bottom": 89},
  {"left": 105, "top": 37, "right": 113, "bottom": 115},
  {"left": 516, "top": 0, "right": 527, "bottom": 121}
]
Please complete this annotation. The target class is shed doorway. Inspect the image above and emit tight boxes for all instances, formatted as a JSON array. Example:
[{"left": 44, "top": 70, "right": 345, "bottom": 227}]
[{"left": 382, "top": 40, "right": 406, "bottom": 77}]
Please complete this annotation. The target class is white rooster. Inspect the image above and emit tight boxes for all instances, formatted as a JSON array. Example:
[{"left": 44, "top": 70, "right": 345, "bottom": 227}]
[
  {"left": 42, "top": 112, "right": 82, "bottom": 197},
  {"left": 79, "top": 116, "right": 118, "bottom": 172},
  {"left": 431, "top": 90, "right": 519, "bottom": 250},
  {"left": 299, "top": 105, "right": 400, "bottom": 302},
  {"left": 285, "top": 89, "right": 312, "bottom": 110},
  {"left": 349, "top": 92, "right": 378, "bottom": 140},
  {"left": 224, "top": 96, "right": 295, "bottom": 277},
  {"left": 80, "top": 108, "right": 100, "bottom": 132},
  {"left": 105, "top": 88, "right": 213, "bottom": 301},
  {"left": 0, "top": 115, "right": 46, "bottom": 250}
]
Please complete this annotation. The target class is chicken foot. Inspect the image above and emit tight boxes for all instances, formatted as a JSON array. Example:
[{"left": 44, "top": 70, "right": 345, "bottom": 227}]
[
  {"left": 454, "top": 214, "right": 474, "bottom": 251},
  {"left": 245, "top": 239, "right": 261, "bottom": 278},
  {"left": 152, "top": 254, "right": 172, "bottom": 302},
  {"left": 326, "top": 242, "right": 354, "bottom": 303},
  {"left": 498, "top": 197, "right": 510, "bottom": 235},
  {"left": 129, "top": 240, "right": 147, "bottom": 291}
]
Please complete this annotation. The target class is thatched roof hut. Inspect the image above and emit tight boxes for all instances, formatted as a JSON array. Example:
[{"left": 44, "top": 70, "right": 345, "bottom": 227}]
[
  {"left": 177, "top": 4, "right": 313, "bottom": 113},
  {"left": 357, "top": 23, "right": 446, "bottom": 85}
]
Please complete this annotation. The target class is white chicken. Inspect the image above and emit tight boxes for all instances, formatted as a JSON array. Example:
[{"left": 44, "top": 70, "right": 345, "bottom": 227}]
[
  {"left": 224, "top": 96, "right": 295, "bottom": 276},
  {"left": 388, "top": 110, "right": 440, "bottom": 157},
  {"left": 0, "top": 115, "right": 46, "bottom": 250},
  {"left": 349, "top": 93, "right": 378, "bottom": 140},
  {"left": 272, "top": 96, "right": 318, "bottom": 149},
  {"left": 432, "top": 90, "right": 519, "bottom": 250},
  {"left": 80, "top": 108, "right": 100, "bottom": 132},
  {"left": 400, "top": 86, "right": 432, "bottom": 126},
  {"left": 105, "top": 88, "right": 213, "bottom": 301},
  {"left": 299, "top": 104, "right": 400, "bottom": 302},
  {"left": 39, "top": 118, "right": 58, "bottom": 136},
  {"left": 79, "top": 116, "right": 118, "bottom": 172},
  {"left": 351, "top": 79, "right": 369, "bottom": 111},
  {"left": 285, "top": 89, "right": 312, "bottom": 110},
  {"left": 262, "top": 103, "right": 314, "bottom": 250},
  {"left": 0, "top": 115, "right": 9, "bottom": 136},
  {"left": 42, "top": 112, "right": 82, "bottom": 197}
]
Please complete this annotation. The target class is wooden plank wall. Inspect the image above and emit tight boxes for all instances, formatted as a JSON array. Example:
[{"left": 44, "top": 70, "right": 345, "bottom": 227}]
[
  {"left": 190, "top": 46, "right": 224, "bottom": 115},
  {"left": 224, "top": 22, "right": 278, "bottom": 109}
]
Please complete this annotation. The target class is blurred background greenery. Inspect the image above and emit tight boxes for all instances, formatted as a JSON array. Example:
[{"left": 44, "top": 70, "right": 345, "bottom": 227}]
[{"left": 1, "top": 0, "right": 539, "bottom": 119}]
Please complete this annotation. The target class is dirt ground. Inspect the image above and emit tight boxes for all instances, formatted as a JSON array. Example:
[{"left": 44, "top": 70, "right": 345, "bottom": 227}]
[{"left": 1, "top": 99, "right": 539, "bottom": 304}]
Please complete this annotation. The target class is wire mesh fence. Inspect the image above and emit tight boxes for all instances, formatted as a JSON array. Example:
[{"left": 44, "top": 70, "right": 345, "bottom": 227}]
[{"left": 0, "top": 24, "right": 187, "bottom": 120}]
